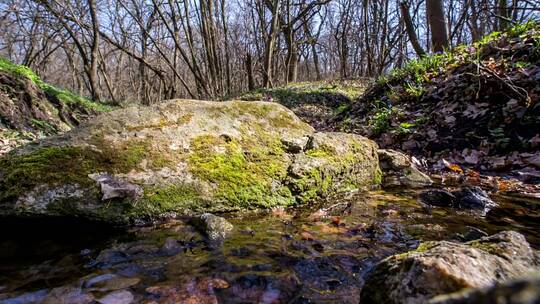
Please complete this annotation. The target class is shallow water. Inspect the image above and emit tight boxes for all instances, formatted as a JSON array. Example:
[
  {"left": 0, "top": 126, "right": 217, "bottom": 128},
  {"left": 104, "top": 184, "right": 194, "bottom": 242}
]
[{"left": 0, "top": 189, "right": 538, "bottom": 303}]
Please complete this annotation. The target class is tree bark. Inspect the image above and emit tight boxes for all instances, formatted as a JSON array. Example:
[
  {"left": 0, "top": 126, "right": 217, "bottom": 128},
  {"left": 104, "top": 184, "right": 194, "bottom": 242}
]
[
  {"left": 245, "top": 53, "right": 255, "bottom": 91},
  {"left": 426, "top": 0, "right": 449, "bottom": 53},
  {"left": 88, "top": 0, "right": 101, "bottom": 101},
  {"left": 263, "top": 0, "right": 281, "bottom": 88},
  {"left": 400, "top": 1, "right": 426, "bottom": 56}
]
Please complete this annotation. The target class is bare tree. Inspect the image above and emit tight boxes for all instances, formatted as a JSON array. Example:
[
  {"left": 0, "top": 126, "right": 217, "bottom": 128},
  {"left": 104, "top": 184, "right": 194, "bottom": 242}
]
[{"left": 426, "top": 0, "right": 450, "bottom": 52}]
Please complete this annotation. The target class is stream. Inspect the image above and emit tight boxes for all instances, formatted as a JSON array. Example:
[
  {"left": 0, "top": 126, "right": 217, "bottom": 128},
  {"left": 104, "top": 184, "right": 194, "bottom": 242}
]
[{"left": 0, "top": 188, "right": 538, "bottom": 303}]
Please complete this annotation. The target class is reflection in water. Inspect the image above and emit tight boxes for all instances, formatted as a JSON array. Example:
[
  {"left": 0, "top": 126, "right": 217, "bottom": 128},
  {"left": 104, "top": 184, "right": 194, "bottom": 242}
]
[{"left": 0, "top": 189, "right": 538, "bottom": 303}]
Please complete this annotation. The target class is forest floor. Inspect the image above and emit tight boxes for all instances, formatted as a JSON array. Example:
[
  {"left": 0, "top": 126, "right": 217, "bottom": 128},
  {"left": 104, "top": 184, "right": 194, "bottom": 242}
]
[
  {"left": 237, "top": 80, "right": 368, "bottom": 130},
  {"left": 239, "top": 22, "right": 540, "bottom": 197}
]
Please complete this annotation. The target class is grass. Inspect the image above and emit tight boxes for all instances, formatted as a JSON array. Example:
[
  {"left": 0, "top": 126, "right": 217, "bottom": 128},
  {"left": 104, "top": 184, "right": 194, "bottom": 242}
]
[
  {"left": 376, "top": 21, "right": 539, "bottom": 92},
  {"left": 239, "top": 80, "right": 367, "bottom": 107}
]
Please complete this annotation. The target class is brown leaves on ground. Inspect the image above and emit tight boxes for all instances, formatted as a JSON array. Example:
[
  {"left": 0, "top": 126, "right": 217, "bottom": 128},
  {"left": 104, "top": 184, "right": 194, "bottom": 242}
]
[{"left": 332, "top": 26, "right": 540, "bottom": 176}]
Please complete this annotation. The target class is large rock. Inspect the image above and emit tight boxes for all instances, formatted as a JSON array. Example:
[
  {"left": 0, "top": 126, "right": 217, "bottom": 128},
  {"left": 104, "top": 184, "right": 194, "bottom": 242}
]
[
  {"left": 430, "top": 274, "right": 540, "bottom": 304},
  {"left": 0, "top": 100, "right": 381, "bottom": 224},
  {"left": 360, "top": 231, "right": 540, "bottom": 304}
]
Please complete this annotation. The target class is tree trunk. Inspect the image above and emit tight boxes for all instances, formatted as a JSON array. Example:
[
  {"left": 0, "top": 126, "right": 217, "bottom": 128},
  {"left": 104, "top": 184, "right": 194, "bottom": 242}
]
[
  {"left": 497, "top": 0, "right": 509, "bottom": 30},
  {"left": 263, "top": 0, "right": 281, "bottom": 88},
  {"left": 245, "top": 53, "right": 255, "bottom": 91},
  {"left": 400, "top": 1, "right": 426, "bottom": 57},
  {"left": 426, "top": 0, "right": 449, "bottom": 53},
  {"left": 88, "top": 0, "right": 101, "bottom": 101}
]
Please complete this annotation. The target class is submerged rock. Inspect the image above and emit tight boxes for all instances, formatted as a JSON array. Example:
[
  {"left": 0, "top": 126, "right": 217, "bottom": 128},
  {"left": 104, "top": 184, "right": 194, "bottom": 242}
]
[
  {"left": 360, "top": 231, "right": 540, "bottom": 304},
  {"left": 429, "top": 274, "right": 540, "bottom": 304},
  {"left": 96, "top": 290, "right": 134, "bottom": 304},
  {"left": 419, "top": 186, "right": 496, "bottom": 213},
  {"left": 0, "top": 100, "right": 381, "bottom": 224},
  {"left": 191, "top": 213, "right": 234, "bottom": 245},
  {"left": 453, "top": 187, "right": 496, "bottom": 210},
  {"left": 419, "top": 189, "right": 456, "bottom": 207},
  {"left": 83, "top": 273, "right": 140, "bottom": 292},
  {"left": 0, "top": 289, "right": 48, "bottom": 304},
  {"left": 378, "top": 149, "right": 432, "bottom": 188}
]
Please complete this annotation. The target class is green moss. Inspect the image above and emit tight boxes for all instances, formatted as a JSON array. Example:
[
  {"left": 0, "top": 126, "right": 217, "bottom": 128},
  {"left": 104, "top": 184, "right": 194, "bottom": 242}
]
[
  {"left": 0, "top": 146, "right": 108, "bottom": 202},
  {"left": 293, "top": 137, "right": 380, "bottom": 201},
  {"left": 293, "top": 167, "right": 334, "bottom": 202},
  {"left": 306, "top": 149, "right": 331, "bottom": 158},
  {"left": 135, "top": 184, "right": 206, "bottom": 215},
  {"left": 177, "top": 113, "right": 194, "bottom": 125},
  {"left": 392, "top": 241, "right": 439, "bottom": 260},
  {"left": 0, "top": 137, "right": 181, "bottom": 205},
  {"left": 92, "top": 137, "right": 178, "bottom": 171},
  {"left": 0, "top": 57, "right": 112, "bottom": 112},
  {"left": 187, "top": 134, "right": 293, "bottom": 208},
  {"left": 467, "top": 239, "right": 507, "bottom": 257},
  {"left": 373, "top": 167, "right": 383, "bottom": 185}
]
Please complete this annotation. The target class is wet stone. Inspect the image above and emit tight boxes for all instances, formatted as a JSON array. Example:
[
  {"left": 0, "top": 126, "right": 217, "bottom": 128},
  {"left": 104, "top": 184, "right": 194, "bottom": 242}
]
[
  {"left": 216, "top": 274, "right": 299, "bottom": 303},
  {"left": 419, "top": 187, "right": 497, "bottom": 213},
  {"left": 453, "top": 186, "right": 496, "bottom": 210},
  {"left": 419, "top": 189, "right": 456, "bottom": 207},
  {"left": 96, "top": 290, "right": 134, "bottom": 304},
  {"left": 0, "top": 289, "right": 48, "bottom": 304},
  {"left": 42, "top": 286, "right": 94, "bottom": 304},
  {"left": 430, "top": 274, "right": 540, "bottom": 304},
  {"left": 360, "top": 231, "right": 540, "bottom": 304},
  {"left": 89, "top": 250, "right": 131, "bottom": 269},
  {"left": 160, "top": 237, "right": 182, "bottom": 256},
  {"left": 83, "top": 273, "right": 140, "bottom": 292},
  {"left": 191, "top": 213, "right": 234, "bottom": 246}
]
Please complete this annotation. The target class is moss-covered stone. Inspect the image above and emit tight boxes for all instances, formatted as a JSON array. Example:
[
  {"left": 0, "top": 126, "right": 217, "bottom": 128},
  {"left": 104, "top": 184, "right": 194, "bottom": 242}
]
[
  {"left": 0, "top": 100, "right": 381, "bottom": 224},
  {"left": 360, "top": 231, "right": 540, "bottom": 304}
]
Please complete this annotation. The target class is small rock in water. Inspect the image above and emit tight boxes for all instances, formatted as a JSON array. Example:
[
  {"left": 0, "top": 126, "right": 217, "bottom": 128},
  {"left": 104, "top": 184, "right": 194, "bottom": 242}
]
[
  {"left": 453, "top": 186, "right": 496, "bottom": 210},
  {"left": 191, "top": 213, "right": 234, "bottom": 245},
  {"left": 419, "top": 187, "right": 496, "bottom": 213},
  {"left": 42, "top": 286, "right": 94, "bottom": 304},
  {"left": 96, "top": 290, "right": 134, "bottom": 304},
  {"left": 89, "top": 250, "right": 131, "bottom": 268},
  {"left": 83, "top": 274, "right": 140, "bottom": 292},
  {"left": 84, "top": 273, "right": 117, "bottom": 288},
  {"left": 419, "top": 189, "right": 456, "bottom": 207},
  {"left": 378, "top": 149, "right": 433, "bottom": 188},
  {"left": 0, "top": 289, "right": 48, "bottom": 304},
  {"left": 160, "top": 237, "right": 182, "bottom": 256}
]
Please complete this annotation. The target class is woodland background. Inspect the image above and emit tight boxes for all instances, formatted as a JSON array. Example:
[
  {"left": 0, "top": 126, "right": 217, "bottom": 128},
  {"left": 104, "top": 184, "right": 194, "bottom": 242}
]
[{"left": 0, "top": 0, "right": 537, "bottom": 104}]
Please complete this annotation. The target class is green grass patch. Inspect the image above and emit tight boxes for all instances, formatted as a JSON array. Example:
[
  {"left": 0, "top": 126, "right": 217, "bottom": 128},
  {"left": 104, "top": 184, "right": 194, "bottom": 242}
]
[{"left": 0, "top": 57, "right": 112, "bottom": 112}]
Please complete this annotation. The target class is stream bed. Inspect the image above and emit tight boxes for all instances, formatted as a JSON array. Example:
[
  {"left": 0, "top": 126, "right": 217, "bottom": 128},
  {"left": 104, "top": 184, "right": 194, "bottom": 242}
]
[{"left": 0, "top": 188, "right": 538, "bottom": 303}]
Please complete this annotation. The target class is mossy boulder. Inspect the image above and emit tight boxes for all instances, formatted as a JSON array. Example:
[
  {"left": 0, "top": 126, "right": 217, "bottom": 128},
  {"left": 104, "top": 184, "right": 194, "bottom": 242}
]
[
  {"left": 360, "top": 231, "right": 540, "bottom": 304},
  {"left": 0, "top": 100, "right": 381, "bottom": 224},
  {"left": 430, "top": 274, "right": 540, "bottom": 304}
]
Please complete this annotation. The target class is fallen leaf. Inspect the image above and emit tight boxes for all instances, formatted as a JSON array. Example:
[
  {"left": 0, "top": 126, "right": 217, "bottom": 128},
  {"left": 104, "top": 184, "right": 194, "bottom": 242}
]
[{"left": 442, "top": 159, "right": 464, "bottom": 174}]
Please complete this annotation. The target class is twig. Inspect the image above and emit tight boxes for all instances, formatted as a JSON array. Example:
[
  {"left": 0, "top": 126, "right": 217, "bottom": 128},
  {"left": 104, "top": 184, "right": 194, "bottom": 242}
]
[{"left": 476, "top": 63, "right": 530, "bottom": 105}]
